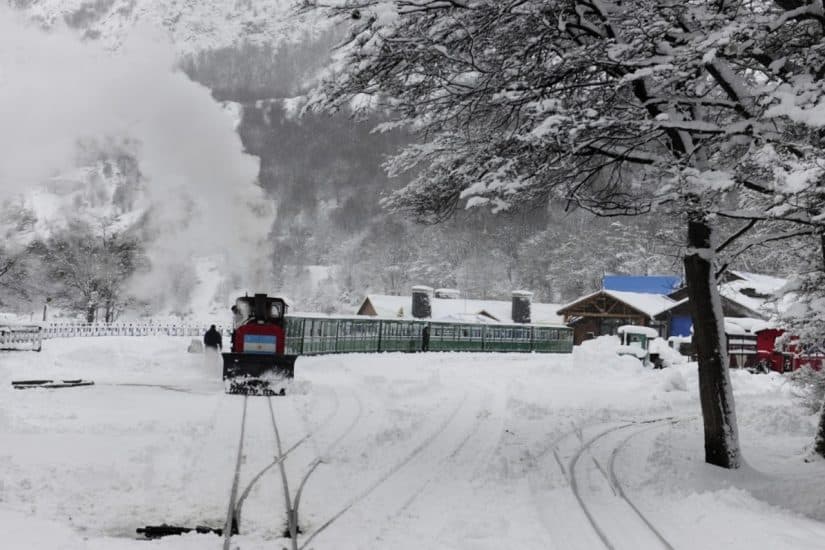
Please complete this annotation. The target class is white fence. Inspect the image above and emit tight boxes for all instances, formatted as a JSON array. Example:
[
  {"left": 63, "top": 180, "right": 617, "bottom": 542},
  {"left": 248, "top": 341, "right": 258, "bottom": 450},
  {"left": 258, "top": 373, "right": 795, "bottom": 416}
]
[
  {"left": 42, "top": 322, "right": 231, "bottom": 339},
  {"left": 1, "top": 325, "right": 43, "bottom": 351},
  {"left": 1, "top": 322, "right": 232, "bottom": 351}
]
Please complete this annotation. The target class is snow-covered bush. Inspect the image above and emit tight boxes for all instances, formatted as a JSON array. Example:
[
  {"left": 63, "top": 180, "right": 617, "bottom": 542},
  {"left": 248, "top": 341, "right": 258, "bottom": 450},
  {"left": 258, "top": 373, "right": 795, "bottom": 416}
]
[{"left": 789, "top": 367, "right": 825, "bottom": 414}]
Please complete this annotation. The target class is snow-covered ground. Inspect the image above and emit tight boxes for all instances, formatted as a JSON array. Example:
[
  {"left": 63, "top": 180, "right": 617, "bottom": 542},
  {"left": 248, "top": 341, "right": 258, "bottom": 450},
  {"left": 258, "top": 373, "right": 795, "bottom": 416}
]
[{"left": 1, "top": 336, "right": 824, "bottom": 549}]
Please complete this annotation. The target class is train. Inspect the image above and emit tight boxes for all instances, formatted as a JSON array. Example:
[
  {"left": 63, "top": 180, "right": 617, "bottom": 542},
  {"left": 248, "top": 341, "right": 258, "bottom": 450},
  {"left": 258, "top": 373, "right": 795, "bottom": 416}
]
[
  {"left": 223, "top": 294, "right": 297, "bottom": 396},
  {"left": 283, "top": 314, "right": 574, "bottom": 355},
  {"left": 223, "top": 293, "right": 575, "bottom": 395},
  {"left": 747, "top": 328, "right": 824, "bottom": 373},
  {"left": 670, "top": 323, "right": 824, "bottom": 374}
]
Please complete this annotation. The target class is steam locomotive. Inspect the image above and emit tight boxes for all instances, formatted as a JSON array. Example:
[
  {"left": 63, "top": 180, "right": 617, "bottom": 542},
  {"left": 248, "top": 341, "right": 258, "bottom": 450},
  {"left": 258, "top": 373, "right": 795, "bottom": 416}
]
[{"left": 222, "top": 294, "right": 297, "bottom": 395}]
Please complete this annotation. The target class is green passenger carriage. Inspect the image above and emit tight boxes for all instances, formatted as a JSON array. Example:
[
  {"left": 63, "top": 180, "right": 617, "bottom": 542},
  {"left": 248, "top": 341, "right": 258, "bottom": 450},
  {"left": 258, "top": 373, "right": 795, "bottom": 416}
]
[{"left": 283, "top": 315, "right": 573, "bottom": 355}]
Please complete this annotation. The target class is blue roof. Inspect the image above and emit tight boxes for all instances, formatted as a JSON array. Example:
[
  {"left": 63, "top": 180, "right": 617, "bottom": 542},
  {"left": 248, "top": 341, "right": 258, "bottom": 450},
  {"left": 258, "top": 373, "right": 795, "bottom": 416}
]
[{"left": 603, "top": 275, "right": 682, "bottom": 295}]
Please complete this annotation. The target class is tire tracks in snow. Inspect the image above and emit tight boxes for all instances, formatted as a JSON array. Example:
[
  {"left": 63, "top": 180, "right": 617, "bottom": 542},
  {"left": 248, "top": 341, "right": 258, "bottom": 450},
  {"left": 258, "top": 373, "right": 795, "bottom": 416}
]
[
  {"left": 369, "top": 383, "right": 508, "bottom": 547},
  {"left": 298, "top": 390, "right": 470, "bottom": 549}
]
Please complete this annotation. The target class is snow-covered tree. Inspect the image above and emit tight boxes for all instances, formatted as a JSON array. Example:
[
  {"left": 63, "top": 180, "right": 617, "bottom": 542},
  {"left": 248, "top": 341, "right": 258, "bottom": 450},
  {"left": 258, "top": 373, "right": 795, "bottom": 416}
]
[
  {"left": 0, "top": 201, "right": 39, "bottom": 308},
  {"left": 34, "top": 219, "right": 146, "bottom": 322},
  {"left": 307, "top": 0, "right": 825, "bottom": 468}
]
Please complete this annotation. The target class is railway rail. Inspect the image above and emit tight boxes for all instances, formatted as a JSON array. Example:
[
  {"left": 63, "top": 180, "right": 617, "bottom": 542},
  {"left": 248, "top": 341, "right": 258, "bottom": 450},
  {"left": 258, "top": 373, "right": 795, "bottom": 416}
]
[
  {"left": 181, "top": 378, "right": 479, "bottom": 549},
  {"left": 528, "top": 417, "right": 684, "bottom": 550},
  {"left": 217, "top": 394, "right": 307, "bottom": 550},
  {"left": 147, "top": 374, "right": 365, "bottom": 549}
]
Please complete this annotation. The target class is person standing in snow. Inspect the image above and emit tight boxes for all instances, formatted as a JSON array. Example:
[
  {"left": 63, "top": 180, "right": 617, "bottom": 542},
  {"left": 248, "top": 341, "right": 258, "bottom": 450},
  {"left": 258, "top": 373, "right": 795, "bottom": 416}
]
[{"left": 204, "top": 325, "right": 222, "bottom": 352}]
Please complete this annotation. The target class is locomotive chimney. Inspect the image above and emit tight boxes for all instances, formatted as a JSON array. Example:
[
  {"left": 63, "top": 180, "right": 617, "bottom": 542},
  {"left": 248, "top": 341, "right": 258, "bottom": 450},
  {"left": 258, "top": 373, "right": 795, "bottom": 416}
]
[
  {"left": 411, "top": 286, "right": 433, "bottom": 319},
  {"left": 254, "top": 293, "right": 268, "bottom": 321},
  {"left": 512, "top": 290, "right": 533, "bottom": 324}
]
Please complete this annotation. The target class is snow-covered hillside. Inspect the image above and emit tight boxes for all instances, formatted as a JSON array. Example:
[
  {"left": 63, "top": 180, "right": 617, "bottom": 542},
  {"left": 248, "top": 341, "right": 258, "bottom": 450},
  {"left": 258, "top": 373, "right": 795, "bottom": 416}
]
[
  {"left": 0, "top": 5, "right": 283, "bottom": 316},
  {"left": 17, "top": 0, "right": 311, "bottom": 54},
  {"left": 2, "top": 336, "right": 824, "bottom": 549}
]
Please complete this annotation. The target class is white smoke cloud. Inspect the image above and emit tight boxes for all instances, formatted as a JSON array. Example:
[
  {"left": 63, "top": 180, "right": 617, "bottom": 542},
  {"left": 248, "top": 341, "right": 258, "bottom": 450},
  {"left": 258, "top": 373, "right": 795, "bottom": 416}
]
[{"left": 0, "top": 10, "right": 272, "bottom": 308}]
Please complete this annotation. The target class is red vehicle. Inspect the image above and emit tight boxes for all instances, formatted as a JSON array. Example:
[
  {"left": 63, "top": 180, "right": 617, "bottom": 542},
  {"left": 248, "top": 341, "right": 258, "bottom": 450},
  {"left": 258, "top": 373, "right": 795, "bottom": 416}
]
[
  {"left": 747, "top": 328, "right": 824, "bottom": 373},
  {"left": 222, "top": 293, "right": 297, "bottom": 395}
]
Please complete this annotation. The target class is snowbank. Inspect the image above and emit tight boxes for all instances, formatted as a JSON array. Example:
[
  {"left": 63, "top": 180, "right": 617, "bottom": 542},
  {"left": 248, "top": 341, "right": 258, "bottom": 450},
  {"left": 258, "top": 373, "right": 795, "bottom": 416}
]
[{"left": 1, "top": 336, "right": 823, "bottom": 549}]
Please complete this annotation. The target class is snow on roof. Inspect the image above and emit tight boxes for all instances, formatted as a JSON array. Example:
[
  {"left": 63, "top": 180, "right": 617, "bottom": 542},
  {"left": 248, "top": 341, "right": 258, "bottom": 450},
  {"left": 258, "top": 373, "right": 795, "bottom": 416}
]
[
  {"left": 361, "top": 294, "right": 565, "bottom": 324},
  {"left": 724, "top": 321, "right": 747, "bottom": 335},
  {"left": 617, "top": 325, "right": 659, "bottom": 338},
  {"left": 603, "top": 275, "right": 682, "bottom": 295},
  {"left": 558, "top": 289, "right": 676, "bottom": 318},
  {"left": 724, "top": 317, "right": 772, "bottom": 333},
  {"left": 529, "top": 303, "right": 566, "bottom": 325},
  {"left": 432, "top": 313, "right": 498, "bottom": 324},
  {"left": 729, "top": 271, "right": 788, "bottom": 293},
  {"left": 362, "top": 295, "right": 409, "bottom": 318},
  {"left": 720, "top": 271, "right": 787, "bottom": 318},
  {"left": 606, "top": 290, "right": 677, "bottom": 317}
]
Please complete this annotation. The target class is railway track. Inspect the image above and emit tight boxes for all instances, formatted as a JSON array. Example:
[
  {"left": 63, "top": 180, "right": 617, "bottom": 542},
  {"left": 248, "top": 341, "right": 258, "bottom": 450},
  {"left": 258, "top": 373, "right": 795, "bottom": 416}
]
[
  {"left": 218, "top": 393, "right": 302, "bottom": 550},
  {"left": 537, "top": 417, "right": 681, "bottom": 550},
  {"left": 213, "top": 374, "right": 367, "bottom": 549},
  {"left": 145, "top": 369, "right": 685, "bottom": 550},
  {"left": 297, "top": 390, "right": 469, "bottom": 549}
]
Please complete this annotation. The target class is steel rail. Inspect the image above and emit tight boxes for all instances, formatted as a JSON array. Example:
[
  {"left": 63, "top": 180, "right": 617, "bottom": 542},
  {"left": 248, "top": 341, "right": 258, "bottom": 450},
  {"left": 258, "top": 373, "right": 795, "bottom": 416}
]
[
  {"left": 567, "top": 418, "right": 679, "bottom": 550},
  {"left": 267, "top": 396, "right": 299, "bottom": 550},
  {"left": 222, "top": 394, "right": 248, "bottom": 550},
  {"left": 608, "top": 421, "right": 682, "bottom": 550}
]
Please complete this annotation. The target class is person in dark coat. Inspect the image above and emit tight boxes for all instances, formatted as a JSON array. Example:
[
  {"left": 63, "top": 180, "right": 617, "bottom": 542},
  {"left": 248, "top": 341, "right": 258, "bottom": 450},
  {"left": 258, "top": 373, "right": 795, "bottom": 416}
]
[
  {"left": 204, "top": 325, "right": 222, "bottom": 351},
  {"left": 422, "top": 325, "right": 430, "bottom": 352}
]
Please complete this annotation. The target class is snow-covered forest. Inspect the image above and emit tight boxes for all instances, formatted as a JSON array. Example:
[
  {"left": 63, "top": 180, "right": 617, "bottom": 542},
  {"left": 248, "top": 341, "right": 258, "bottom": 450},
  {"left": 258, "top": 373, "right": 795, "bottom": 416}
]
[
  {"left": 3, "top": 2, "right": 825, "bottom": 548},
  {"left": 1, "top": 0, "right": 819, "bottom": 323}
]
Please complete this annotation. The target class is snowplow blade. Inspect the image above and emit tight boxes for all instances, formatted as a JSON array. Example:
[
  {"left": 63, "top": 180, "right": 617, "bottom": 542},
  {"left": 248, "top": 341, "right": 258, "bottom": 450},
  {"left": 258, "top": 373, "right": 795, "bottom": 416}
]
[{"left": 222, "top": 353, "right": 296, "bottom": 396}]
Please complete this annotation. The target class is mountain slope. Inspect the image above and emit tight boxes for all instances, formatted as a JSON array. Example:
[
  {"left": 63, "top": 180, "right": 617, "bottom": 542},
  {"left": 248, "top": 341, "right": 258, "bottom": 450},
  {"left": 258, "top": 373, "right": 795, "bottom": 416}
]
[{"left": 17, "top": 0, "right": 306, "bottom": 53}]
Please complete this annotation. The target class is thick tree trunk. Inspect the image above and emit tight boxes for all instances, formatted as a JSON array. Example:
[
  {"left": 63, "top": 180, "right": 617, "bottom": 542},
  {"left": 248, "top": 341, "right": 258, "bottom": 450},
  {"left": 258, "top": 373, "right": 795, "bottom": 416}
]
[
  {"left": 814, "top": 232, "right": 825, "bottom": 459},
  {"left": 683, "top": 215, "right": 741, "bottom": 469}
]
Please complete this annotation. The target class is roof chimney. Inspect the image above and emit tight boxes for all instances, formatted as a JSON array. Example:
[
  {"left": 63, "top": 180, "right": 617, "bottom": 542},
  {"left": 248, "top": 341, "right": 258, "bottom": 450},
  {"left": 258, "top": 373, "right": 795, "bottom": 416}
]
[
  {"left": 512, "top": 290, "right": 533, "bottom": 324},
  {"left": 411, "top": 286, "right": 433, "bottom": 319}
]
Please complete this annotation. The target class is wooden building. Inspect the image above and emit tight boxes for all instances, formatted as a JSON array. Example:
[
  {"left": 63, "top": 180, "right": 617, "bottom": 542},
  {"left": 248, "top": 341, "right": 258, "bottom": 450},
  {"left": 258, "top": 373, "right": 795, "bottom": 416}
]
[
  {"left": 559, "top": 280, "right": 780, "bottom": 345},
  {"left": 556, "top": 290, "right": 676, "bottom": 345}
]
